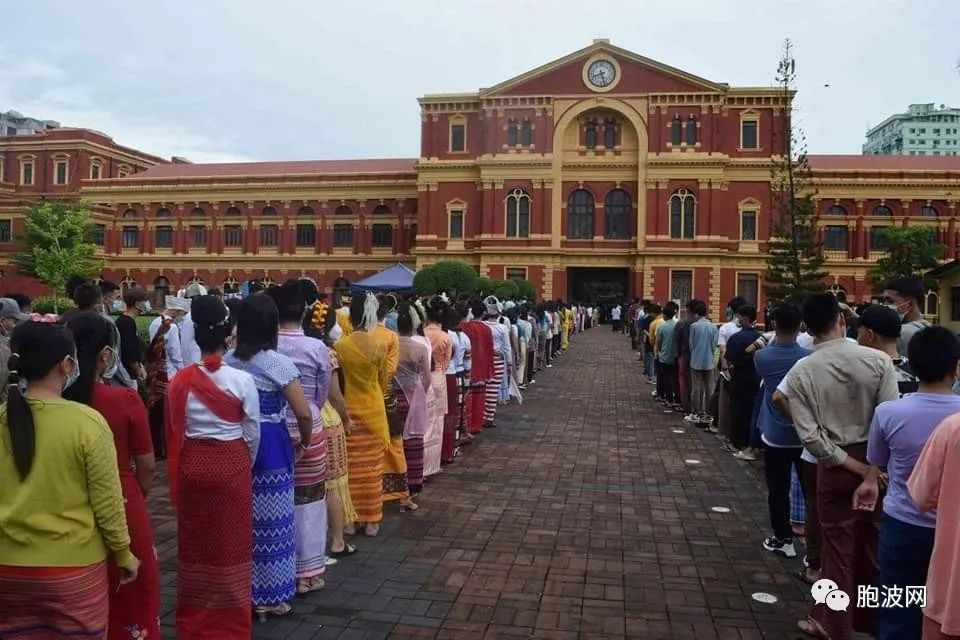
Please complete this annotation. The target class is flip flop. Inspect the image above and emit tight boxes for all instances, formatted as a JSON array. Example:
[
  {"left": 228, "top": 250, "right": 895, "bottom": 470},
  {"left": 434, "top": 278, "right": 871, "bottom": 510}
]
[
  {"left": 797, "top": 617, "right": 830, "bottom": 639},
  {"left": 329, "top": 544, "right": 358, "bottom": 559}
]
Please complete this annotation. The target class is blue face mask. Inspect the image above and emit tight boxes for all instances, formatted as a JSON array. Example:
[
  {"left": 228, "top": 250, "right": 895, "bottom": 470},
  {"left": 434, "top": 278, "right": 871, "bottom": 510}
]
[
  {"left": 141, "top": 301, "right": 152, "bottom": 314},
  {"left": 111, "top": 299, "right": 123, "bottom": 313}
]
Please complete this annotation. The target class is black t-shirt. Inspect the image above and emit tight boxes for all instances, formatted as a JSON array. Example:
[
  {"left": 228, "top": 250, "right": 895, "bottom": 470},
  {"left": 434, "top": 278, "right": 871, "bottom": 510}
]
[
  {"left": 724, "top": 327, "right": 762, "bottom": 387},
  {"left": 115, "top": 314, "right": 143, "bottom": 369}
]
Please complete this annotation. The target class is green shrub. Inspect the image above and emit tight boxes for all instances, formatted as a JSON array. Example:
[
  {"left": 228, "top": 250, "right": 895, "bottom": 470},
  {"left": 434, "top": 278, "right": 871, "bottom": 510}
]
[{"left": 31, "top": 296, "right": 76, "bottom": 315}]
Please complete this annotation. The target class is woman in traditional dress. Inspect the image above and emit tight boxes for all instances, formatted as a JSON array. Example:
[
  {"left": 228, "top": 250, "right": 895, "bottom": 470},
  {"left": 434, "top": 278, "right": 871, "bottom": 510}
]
[
  {"left": 226, "top": 295, "right": 314, "bottom": 621},
  {"left": 459, "top": 300, "right": 493, "bottom": 442},
  {"left": 271, "top": 281, "right": 334, "bottom": 593},
  {"left": 0, "top": 321, "right": 139, "bottom": 640},
  {"left": 422, "top": 298, "right": 452, "bottom": 477},
  {"left": 442, "top": 306, "right": 467, "bottom": 462},
  {"left": 370, "top": 296, "right": 409, "bottom": 509},
  {"left": 64, "top": 313, "right": 159, "bottom": 640},
  {"left": 164, "top": 296, "right": 259, "bottom": 637},
  {"left": 337, "top": 293, "right": 391, "bottom": 537},
  {"left": 394, "top": 302, "right": 431, "bottom": 499},
  {"left": 481, "top": 297, "right": 512, "bottom": 428}
]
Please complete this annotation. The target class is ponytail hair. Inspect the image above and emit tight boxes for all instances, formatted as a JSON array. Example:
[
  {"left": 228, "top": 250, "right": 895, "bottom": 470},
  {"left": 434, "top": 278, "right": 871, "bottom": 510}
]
[
  {"left": 6, "top": 322, "right": 76, "bottom": 480},
  {"left": 64, "top": 312, "right": 115, "bottom": 407}
]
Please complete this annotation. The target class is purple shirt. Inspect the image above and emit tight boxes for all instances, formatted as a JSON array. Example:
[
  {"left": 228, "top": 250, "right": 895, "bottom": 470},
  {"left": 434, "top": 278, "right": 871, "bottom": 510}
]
[
  {"left": 867, "top": 392, "right": 960, "bottom": 527},
  {"left": 276, "top": 329, "right": 333, "bottom": 410}
]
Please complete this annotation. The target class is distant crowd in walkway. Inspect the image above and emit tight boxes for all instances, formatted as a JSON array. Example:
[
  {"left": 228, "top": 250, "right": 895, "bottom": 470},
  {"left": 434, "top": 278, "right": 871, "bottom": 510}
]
[
  {"left": 615, "top": 277, "right": 960, "bottom": 640},
  {"left": 0, "top": 277, "right": 599, "bottom": 639}
]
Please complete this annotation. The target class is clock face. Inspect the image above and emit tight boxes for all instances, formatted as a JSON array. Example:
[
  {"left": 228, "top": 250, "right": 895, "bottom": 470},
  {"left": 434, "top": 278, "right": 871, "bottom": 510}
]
[{"left": 587, "top": 60, "right": 616, "bottom": 88}]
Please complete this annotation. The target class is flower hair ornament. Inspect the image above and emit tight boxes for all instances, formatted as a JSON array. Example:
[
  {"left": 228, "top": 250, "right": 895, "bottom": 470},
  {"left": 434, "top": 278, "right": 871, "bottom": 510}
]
[
  {"left": 310, "top": 301, "right": 329, "bottom": 332},
  {"left": 28, "top": 313, "right": 58, "bottom": 323},
  {"left": 361, "top": 291, "right": 379, "bottom": 332}
]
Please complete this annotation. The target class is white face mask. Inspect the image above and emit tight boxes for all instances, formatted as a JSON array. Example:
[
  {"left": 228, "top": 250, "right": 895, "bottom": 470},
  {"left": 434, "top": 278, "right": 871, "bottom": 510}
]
[
  {"left": 63, "top": 356, "right": 80, "bottom": 391},
  {"left": 102, "top": 346, "right": 119, "bottom": 379},
  {"left": 885, "top": 303, "right": 907, "bottom": 322}
]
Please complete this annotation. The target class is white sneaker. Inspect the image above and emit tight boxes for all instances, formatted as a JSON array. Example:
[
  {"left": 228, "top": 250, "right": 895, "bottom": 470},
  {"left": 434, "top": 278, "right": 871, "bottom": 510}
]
[
  {"left": 683, "top": 414, "right": 699, "bottom": 423},
  {"left": 762, "top": 536, "right": 797, "bottom": 558}
]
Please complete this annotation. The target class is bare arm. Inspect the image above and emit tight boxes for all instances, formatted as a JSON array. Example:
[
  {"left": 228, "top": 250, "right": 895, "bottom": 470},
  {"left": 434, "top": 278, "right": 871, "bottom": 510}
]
[
  {"left": 133, "top": 453, "right": 155, "bottom": 496},
  {"left": 771, "top": 389, "right": 791, "bottom": 418},
  {"left": 283, "top": 379, "right": 313, "bottom": 447},
  {"left": 326, "top": 371, "right": 351, "bottom": 435}
]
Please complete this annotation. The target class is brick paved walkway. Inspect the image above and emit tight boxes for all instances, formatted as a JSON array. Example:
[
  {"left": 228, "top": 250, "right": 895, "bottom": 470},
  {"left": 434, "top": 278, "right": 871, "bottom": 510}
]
[{"left": 152, "top": 328, "right": 812, "bottom": 639}]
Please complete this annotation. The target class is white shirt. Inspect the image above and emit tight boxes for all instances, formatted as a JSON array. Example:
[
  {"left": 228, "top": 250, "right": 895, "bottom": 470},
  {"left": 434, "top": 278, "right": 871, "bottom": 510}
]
[
  {"left": 149, "top": 316, "right": 184, "bottom": 380},
  {"left": 797, "top": 332, "right": 814, "bottom": 349},
  {"left": 446, "top": 330, "right": 463, "bottom": 375},
  {"left": 776, "top": 358, "right": 818, "bottom": 464},
  {"left": 718, "top": 320, "right": 740, "bottom": 347},
  {"left": 184, "top": 364, "right": 261, "bottom": 462},
  {"left": 179, "top": 312, "right": 202, "bottom": 367},
  {"left": 484, "top": 319, "right": 514, "bottom": 364},
  {"left": 611, "top": 306, "right": 622, "bottom": 321},
  {"left": 457, "top": 331, "right": 472, "bottom": 374}
]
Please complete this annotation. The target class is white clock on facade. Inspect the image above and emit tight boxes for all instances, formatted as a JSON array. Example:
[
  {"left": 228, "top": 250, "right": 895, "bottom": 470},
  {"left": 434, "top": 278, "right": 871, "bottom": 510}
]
[{"left": 587, "top": 60, "right": 616, "bottom": 88}]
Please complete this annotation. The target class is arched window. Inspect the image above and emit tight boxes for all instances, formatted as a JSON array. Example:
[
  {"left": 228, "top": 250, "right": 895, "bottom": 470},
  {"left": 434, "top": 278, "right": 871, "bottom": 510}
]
[
  {"left": 156, "top": 207, "right": 172, "bottom": 218},
  {"left": 224, "top": 206, "right": 243, "bottom": 248},
  {"left": 505, "top": 189, "right": 530, "bottom": 238},
  {"left": 225, "top": 206, "right": 242, "bottom": 217},
  {"left": 604, "top": 189, "right": 631, "bottom": 239},
  {"left": 670, "top": 189, "right": 696, "bottom": 239},
  {"left": 190, "top": 207, "right": 205, "bottom": 217},
  {"left": 119, "top": 277, "right": 137, "bottom": 291},
  {"left": 685, "top": 117, "right": 698, "bottom": 145},
  {"left": 297, "top": 207, "right": 316, "bottom": 247},
  {"left": 585, "top": 119, "right": 597, "bottom": 149},
  {"left": 222, "top": 277, "right": 240, "bottom": 295},
  {"left": 298, "top": 206, "right": 315, "bottom": 217},
  {"left": 372, "top": 204, "right": 391, "bottom": 216},
  {"left": 567, "top": 189, "right": 594, "bottom": 239},
  {"left": 261, "top": 206, "right": 277, "bottom": 216},
  {"left": 671, "top": 116, "right": 682, "bottom": 146},
  {"left": 334, "top": 205, "right": 352, "bottom": 216},
  {"left": 122, "top": 208, "right": 138, "bottom": 219},
  {"left": 507, "top": 119, "right": 519, "bottom": 146},
  {"left": 872, "top": 205, "right": 893, "bottom": 217},
  {"left": 603, "top": 118, "right": 616, "bottom": 149},
  {"left": 827, "top": 205, "right": 847, "bottom": 216},
  {"left": 920, "top": 205, "right": 939, "bottom": 217},
  {"left": 520, "top": 120, "right": 533, "bottom": 146}
]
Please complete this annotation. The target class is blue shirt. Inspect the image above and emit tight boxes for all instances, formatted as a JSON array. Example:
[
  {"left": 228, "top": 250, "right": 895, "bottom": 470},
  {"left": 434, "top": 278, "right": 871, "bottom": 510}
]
[
  {"left": 754, "top": 340, "right": 812, "bottom": 446},
  {"left": 656, "top": 318, "right": 678, "bottom": 364},
  {"left": 867, "top": 392, "right": 960, "bottom": 527},
  {"left": 687, "top": 318, "right": 718, "bottom": 371}
]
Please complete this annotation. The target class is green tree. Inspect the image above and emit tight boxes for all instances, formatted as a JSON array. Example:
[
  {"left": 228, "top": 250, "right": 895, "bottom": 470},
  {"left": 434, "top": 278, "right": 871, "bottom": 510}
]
[
  {"left": 475, "top": 277, "right": 495, "bottom": 297},
  {"left": 493, "top": 278, "right": 519, "bottom": 300},
  {"left": 12, "top": 200, "right": 103, "bottom": 312},
  {"left": 764, "top": 40, "right": 827, "bottom": 304},
  {"left": 868, "top": 226, "right": 944, "bottom": 289},
  {"left": 431, "top": 260, "right": 478, "bottom": 296},
  {"left": 515, "top": 279, "right": 537, "bottom": 301},
  {"left": 412, "top": 265, "right": 439, "bottom": 296}
]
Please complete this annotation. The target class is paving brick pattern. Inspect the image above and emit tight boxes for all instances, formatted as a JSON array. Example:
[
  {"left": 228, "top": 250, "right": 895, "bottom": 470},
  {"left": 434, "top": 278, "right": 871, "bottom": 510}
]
[{"left": 152, "top": 328, "right": 812, "bottom": 639}]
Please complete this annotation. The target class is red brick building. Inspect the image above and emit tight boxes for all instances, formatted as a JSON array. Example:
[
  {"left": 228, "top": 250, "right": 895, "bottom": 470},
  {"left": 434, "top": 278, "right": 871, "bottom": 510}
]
[{"left": 1, "top": 40, "right": 958, "bottom": 318}]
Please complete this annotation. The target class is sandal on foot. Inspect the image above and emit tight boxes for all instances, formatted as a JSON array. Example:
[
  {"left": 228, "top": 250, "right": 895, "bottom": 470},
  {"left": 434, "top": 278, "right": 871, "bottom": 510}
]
[
  {"left": 329, "top": 544, "right": 358, "bottom": 559},
  {"left": 296, "top": 577, "right": 325, "bottom": 594},
  {"left": 797, "top": 617, "right": 830, "bottom": 639},
  {"left": 255, "top": 602, "right": 292, "bottom": 622},
  {"left": 364, "top": 524, "right": 380, "bottom": 537}
]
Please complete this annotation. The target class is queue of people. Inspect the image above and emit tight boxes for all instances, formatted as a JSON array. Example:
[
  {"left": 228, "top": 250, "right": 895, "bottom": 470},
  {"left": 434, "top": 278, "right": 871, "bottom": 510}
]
[
  {"left": 0, "top": 277, "right": 592, "bottom": 639},
  {"left": 628, "top": 278, "right": 958, "bottom": 640}
]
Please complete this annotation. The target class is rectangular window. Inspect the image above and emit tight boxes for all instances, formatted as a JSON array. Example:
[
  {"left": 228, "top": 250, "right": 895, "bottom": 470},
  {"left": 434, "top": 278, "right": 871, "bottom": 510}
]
[
  {"left": 88, "top": 223, "right": 105, "bottom": 247},
  {"left": 824, "top": 225, "right": 849, "bottom": 251},
  {"left": 506, "top": 267, "right": 527, "bottom": 280},
  {"left": 737, "top": 274, "right": 759, "bottom": 307},
  {"left": 0, "top": 220, "right": 11, "bottom": 243},
  {"left": 741, "top": 210, "right": 757, "bottom": 241},
  {"left": 450, "top": 124, "right": 465, "bottom": 152},
  {"left": 295, "top": 224, "right": 316, "bottom": 247},
  {"left": 122, "top": 226, "right": 139, "bottom": 249},
  {"left": 741, "top": 120, "right": 758, "bottom": 149},
  {"left": 5, "top": 126, "right": 15, "bottom": 136},
  {"left": 54, "top": 160, "right": 67, "bottom": 185},
  {"left": 670, "top": 270, "right": 693, "bottom": 305},
  {"left": 224, "top": 225, "right": 243, "bottom": 247},
  {"left": 449, "top": 209, "right": 464, "bottom": 239},
  {"left": 189, "top": 225, "right": 207, "bottom": 248},
  {"left": 870, "top": 226, "right": 889, "bottom": 252},
  {"left": 371, "top": 223, "right": 393, "bottom": 248},
  {"left": 21, "top": 161, "right": 33, "bottom": 185},
  {"left": 155, "top": 225, "right": 173, "bottom": 248},
  {"left": 259, "top": 224, "right": 278, "bottom": 247},
  {"left": 333, "top": 224, "right": 354, "bottom": 248},
  {"left": 90, "top": 164, "right": 101, "bottom": 180},
  {"left": 520, "top": 120, "right": 533, "bottom": 146},
  {"left": 952, "top": 287, "right": 960, "bottom": 321}
]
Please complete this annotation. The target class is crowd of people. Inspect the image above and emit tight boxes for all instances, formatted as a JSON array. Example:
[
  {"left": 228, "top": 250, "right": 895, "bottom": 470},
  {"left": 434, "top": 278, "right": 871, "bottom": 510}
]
[
  {"left": 623, "top": 277, "right": 959, "bottom": 640},
  {"left": 0, "top": 278, "right": 595, "bottom": 639}
]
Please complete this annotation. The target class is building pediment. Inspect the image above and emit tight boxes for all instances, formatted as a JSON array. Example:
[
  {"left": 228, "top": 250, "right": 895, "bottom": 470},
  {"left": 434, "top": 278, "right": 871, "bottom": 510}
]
[{"left": 480, "top": 40, "right": 727, "bottom": 98}]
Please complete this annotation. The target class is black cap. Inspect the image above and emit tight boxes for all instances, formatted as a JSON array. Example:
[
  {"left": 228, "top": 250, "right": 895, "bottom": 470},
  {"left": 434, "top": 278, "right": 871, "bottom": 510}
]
[{"left": 858, "top": 304, "right": 901, "bottom": 339}]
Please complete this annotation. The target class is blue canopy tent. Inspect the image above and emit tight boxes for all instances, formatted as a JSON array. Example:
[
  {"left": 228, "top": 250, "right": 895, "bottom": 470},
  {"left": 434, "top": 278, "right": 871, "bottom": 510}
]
[{"left": 349, "top": 262, "right": 416, "bottom": 293}]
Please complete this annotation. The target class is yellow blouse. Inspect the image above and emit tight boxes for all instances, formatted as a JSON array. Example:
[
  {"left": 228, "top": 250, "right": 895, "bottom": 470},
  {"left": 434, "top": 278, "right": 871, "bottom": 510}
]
[{"left": 335, "top": 331, "right": 391, "bottom": 448}]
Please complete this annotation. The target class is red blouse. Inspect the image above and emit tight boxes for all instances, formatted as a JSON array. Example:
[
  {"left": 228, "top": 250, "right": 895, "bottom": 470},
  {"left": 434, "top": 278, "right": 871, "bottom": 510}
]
[{"left": 90, "top": 383, "right": 153, "bottom": 477}]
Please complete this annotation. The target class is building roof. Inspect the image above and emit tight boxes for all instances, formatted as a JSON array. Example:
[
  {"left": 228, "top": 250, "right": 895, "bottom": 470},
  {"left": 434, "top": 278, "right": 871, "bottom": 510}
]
[
  {"left": 808, "top": 154, "right": 960, "bottom": 172},
  {"left": 135, "top": 158, "right": 417, "bottom": 179},
  {"left": 927, "top": 259, "right": 960, "bottom": 280}
]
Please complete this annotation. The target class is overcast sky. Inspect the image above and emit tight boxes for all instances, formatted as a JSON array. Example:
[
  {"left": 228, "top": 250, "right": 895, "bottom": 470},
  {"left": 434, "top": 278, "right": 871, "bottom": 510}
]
[{"left": 3, "top": 0, "right": 958, "bottom": 163}]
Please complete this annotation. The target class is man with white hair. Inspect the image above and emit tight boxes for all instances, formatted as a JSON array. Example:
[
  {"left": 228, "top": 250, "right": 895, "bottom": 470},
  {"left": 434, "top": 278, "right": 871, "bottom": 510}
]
[
  {"left": 145, "top": 295, "right": 191, "bottom": 458},
  {"left": 178, "top": 282, "right": 208, "bottom": 366}
]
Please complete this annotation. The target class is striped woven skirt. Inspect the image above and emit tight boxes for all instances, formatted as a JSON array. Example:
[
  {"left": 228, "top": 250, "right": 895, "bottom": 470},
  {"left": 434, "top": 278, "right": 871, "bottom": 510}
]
[
  {"left": 252, "top": 420, "right": 296, "bottom": 607},
  {"left": 0, "top": 562, "right": 108, "bottom": 639},
  {"left": 484, "top": 355, "right": 505, "bottom": 425},
  {"left": 346, "top": 420, "right": 385, "bottom": 523},
  {"left": 322, "top": 403, "right": 357, "bottom": 524},
  {"left": 423, "top": 370, "right": 447, "bottom": 477},
  {"left": 177, "top": 438, "right": 252, "bottom": 638},
  {"left": 291, "top": 411, "right": 327, "bottom": 580},
  {"left": 383, "top": 434, "right": 409, "bottom": 500},
  {"left": 403, "top": 435, "right": 425, "bottom": 494}
]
